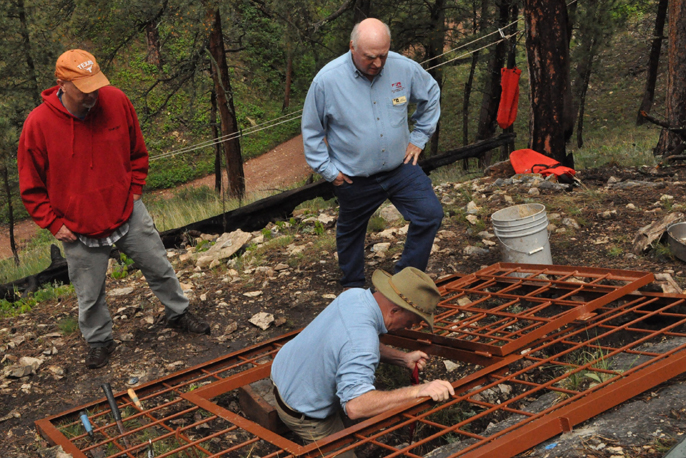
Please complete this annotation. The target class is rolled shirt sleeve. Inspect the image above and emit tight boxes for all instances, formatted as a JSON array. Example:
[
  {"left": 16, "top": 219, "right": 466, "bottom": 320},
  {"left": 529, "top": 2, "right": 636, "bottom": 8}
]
[{"left": 337, "top": 345, "right": 379, "bottom": 414}]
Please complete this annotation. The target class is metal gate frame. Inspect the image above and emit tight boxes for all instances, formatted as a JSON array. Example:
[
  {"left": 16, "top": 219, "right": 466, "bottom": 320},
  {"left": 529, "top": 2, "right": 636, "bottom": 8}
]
[{"left": 37, "top": 264, "right": 686, "bottom": 458}]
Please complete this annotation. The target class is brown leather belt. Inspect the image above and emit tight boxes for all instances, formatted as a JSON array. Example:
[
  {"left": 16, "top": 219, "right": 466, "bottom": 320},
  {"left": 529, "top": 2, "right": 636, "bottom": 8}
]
[{"left": 273, "top": 387, "right": 317, "bottom": 421}]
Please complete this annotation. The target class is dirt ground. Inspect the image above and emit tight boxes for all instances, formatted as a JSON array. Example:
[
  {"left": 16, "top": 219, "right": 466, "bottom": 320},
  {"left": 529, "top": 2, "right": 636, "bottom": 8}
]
[
  {"left": 0, "top": 135, "right": 311, "bottom": 260},
  {"left": 3, "top": 162, "right": 686, "bottom": 457}
]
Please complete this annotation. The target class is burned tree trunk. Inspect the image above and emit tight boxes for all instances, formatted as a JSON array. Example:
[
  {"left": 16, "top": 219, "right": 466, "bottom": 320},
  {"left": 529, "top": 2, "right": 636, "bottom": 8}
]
[
  {"left": 655, "top": 0, "right": 686, "bottom": 156},
  {"left": 500, "top": 3, "right": 519, "bottom": 159},
  {"left": 145, "top": 22, "right": 164, "bottom": 71},
  {"left": 1, "top": 165, "right": 19, "bottom": 266},
  {"left": 282, "top": 47, "right": 293, "bottom": 112},
  {"left": 208, "top": 8, "right": 245, "bottom": 199},
  {"left": 637, "top": 0, "right": 668, "bottom": 126},
  {"left": 477, "top": 0, "right": 511, "bottom": 165},
  {"left": 353, "top": 0, "right": 371, "bottom": 23},
  {"left": 211, "top": 89, "right": 222, "bottom": 193},
  {"left": 426, "top": 0, "right": 446, "bottom": 157},
  {"left": 524, "top": 0, "right": 573, "bottom": 167}
]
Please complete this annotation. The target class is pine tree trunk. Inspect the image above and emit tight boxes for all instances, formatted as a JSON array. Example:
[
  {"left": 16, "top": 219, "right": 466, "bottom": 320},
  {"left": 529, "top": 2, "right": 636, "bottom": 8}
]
[
  {"left": 2, "top": 166, "right": 19, "bottom": 266},
  {"left": 477, "top": 0, "right": 511, "bottom": 166},
  {"left": 145, "top": 22, "right": 164, "bottom": 71},
  {"left": 211, "top": 89, "right": 222, "bottom": 193},
  {"left": 637, "top": 0, "right": 668, "bottom": 126},
  {"left": 208, "top": 8, "right": 245, "bottom": 199},
  {"left": 524, "top": 0, "right": 573, "bottom": 167},
  {"left": 576, "top": 44, "right": 595, "bottom": 149},
  {"left": 463, "top": 54, "right": 479, "bottom": 147},
  {"left": 16, "top": 0, "right": 40, "bottom": 103},
  {"left": 282, "top": 47, "right": 293, "bottom": 112},
  {"left": 353, "top": 0, "right": 371, "bottom": 23},
  {"left": 500, "top": 3, "right": 519, "bottom": 159},
  {"left": 426, "top": 0, "right": 446, "bottom": 157}
]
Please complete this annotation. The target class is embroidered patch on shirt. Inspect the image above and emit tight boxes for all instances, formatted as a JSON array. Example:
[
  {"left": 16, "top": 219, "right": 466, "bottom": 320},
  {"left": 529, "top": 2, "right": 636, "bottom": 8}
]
[
  {"left": 391, "top": 81, "right": 404, "bottom": 92},
  {"left": 392, "top": 96, "right": 407, "bottom": 106}
]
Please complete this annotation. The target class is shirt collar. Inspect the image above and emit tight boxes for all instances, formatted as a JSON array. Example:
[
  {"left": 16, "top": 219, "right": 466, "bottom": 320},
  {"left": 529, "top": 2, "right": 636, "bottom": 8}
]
[{"left": 347, "top": 50, "right": 384, "bottom": 80}]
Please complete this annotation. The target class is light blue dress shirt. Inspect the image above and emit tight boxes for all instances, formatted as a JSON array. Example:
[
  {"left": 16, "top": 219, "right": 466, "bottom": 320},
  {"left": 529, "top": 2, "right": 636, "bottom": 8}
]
[
  {"left": 271, "top": 289, "right": 387, "bottom": 419},
  {"left": 302, "top": 51, "right": 441, "bottom": 182}
]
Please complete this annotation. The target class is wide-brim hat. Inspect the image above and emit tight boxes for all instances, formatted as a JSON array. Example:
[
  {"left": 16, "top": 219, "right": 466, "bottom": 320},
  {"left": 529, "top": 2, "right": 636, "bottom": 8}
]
[
  {"left": 55, "top": 49, "right": 110, "bottom": 93},
  {"left": 372, "top": 267, "right": 440, "bottom": 331}
]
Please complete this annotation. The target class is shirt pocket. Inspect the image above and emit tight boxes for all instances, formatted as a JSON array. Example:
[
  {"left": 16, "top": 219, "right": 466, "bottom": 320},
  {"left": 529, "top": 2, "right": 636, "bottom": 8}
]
[{"left": 388, "top": 98, "right": 408, "bottom": 128}]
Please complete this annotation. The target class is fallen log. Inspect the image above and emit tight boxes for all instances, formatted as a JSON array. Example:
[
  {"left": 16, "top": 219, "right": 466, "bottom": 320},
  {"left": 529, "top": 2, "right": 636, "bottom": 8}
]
[{"left": 1, "top": 133, "right": 514, "bottom": 301}]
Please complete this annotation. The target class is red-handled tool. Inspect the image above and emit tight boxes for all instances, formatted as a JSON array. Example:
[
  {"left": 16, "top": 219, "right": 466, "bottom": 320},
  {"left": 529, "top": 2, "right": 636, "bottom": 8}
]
[
  {"left": 101, "top": 383, "right": 130, "bottom": 449},
  {"left": 408, "top": 362, "right": 420, "bottom": 443}
]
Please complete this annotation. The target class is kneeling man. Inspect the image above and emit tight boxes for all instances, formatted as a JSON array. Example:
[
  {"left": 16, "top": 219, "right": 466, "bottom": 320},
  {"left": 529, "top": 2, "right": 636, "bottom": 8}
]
[{"left": 270, "top": 267, "right": 454, "bottom": 456}]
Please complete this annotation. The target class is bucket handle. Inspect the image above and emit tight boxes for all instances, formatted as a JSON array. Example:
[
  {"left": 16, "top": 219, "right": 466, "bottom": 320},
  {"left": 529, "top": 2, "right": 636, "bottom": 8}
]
[{"left": 496, "top": 230, "right": 550, "bottom": 256}]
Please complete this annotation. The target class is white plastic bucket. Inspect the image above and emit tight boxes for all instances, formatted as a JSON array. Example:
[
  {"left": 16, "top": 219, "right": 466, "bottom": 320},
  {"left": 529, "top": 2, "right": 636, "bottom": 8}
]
[{"left": 491, "top": 203, "right": 552, "bottom": 265}]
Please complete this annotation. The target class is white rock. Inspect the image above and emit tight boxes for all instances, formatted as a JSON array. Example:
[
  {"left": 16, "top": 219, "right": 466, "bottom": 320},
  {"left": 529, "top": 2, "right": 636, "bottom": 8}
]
[
  {"left": 322, "top": 294, "right": 337, "bottom": 299},
  {"left": 463, "top": 246, "right": 489, "bottom": 256},
  {"left": 626, "top": 203, "right": 636, "bottom": 210},
  {"left": 200, "top": 294, "right": 207, "bottom": 301},
  {"left": 661, "top": 194, "right": 674, "bottom": 201},
  {"left": 108, "top": 287, "right": 134, "bottom": 297},
  {"left": 477, "top": 231, "right": 495, "bottom": 239},
  {"left": 372, "top": 242, "right": 391, "bottom": 253},
  {"left": 466, "top": 201, "right": 481, "bottom": 214},
  {"left": 274, "top": 263, "right": 289, "bottom": 271},
  {"left": 120, "top": 333, "right": 134, "bottom": 342},
  {"left": 318, "top": 214, "right": 336, "bottom": 225},
  {"left": 206, "top": 229, "right": 253, "bottom": 260},
  {"left": 444, "top": 360, "right": 460, "bottom": 372},
  {"left": 249, "top": 312, "right": 275, "bottom": 330},
  {"left": 607, "top": 176, "right": 620, "bottom": 184},
  {"left": 466, "top": 215, "right": 479, "bottom": 225},
  {"left": 243, "top": 291, "right": 263, "bottom": 298},
  {"left": 19, "top": 356, "right": 44, "bottom": 371},
  {"left": 562, "top": 218, "right": 580, "bottom": 229},
  {"left": 439, "top": 230, "right": 456, "bottom": 238},
  {"left": 528, "top": 188, "right": 540, "bottom": 196},
  {"left": 380, "top": 205, "right": 403, "bottom": 222}
]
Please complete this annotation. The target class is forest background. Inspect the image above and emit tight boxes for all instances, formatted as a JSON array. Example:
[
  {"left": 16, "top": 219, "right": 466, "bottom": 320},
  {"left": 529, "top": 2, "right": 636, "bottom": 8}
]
[{"left": 0, "top": 0, "right": 677, "bottom": 283}]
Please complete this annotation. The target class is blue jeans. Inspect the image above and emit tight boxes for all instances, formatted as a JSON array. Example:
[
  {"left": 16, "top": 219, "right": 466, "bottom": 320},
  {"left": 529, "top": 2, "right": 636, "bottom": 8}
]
[{"left": 333, "top": 163, "right": 443, "bottom": 287}]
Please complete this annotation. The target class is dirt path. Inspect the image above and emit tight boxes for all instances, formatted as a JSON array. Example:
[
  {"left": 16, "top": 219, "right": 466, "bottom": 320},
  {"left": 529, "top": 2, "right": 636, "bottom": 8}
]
[{"left": 0, "top": 135, "right": 310, "bottom": 260}]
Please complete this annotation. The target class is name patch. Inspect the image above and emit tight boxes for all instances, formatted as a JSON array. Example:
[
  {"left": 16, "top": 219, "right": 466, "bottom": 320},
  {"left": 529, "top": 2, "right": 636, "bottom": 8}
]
[{"left": 392, "top": 96, "right": 407, "bottom": 105}]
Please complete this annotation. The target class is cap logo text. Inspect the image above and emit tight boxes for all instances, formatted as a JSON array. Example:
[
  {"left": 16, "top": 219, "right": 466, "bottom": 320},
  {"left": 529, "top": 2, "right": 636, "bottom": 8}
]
[{"left": 77, "top": 60, "right": 94, "bottom": 73}]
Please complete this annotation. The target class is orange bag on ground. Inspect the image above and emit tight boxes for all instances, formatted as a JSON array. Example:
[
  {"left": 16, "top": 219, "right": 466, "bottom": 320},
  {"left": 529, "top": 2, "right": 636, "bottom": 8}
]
[
  {"left": 509, "top": 149, "right": 576, "bottom": 182},
  {"left": 497, "top": 67, "right": 522, "bottom": 129}
]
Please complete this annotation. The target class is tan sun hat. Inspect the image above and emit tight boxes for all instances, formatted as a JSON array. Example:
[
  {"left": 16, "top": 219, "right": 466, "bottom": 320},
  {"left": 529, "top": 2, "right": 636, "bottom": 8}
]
[
  {"left": 372, "top": 267, "right": 441, "bottom": 331},
  {"left": 55, "top": 49, "right": 110, "bottom": 93}
]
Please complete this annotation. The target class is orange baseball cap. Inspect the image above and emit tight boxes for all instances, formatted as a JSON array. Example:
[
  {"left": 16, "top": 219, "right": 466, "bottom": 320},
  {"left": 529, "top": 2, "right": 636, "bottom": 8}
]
[{"left": 55, "top": 49, "right": 110, "bottom": 93}]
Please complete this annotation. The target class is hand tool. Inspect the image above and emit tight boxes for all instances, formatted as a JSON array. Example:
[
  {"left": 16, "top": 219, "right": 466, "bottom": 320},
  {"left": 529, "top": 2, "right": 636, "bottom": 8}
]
[
  {"left": 128, "top": 388, "right": 144, "bottom": 410},
  {"left": 101, "top": 383, "right": 131, "bottom": 449},
  {"left": 79, "top": 411, "right": 105, "bottom": 458}
]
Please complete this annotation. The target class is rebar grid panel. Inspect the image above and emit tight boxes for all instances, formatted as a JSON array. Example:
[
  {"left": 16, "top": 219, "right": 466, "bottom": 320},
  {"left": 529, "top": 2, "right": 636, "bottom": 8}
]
[
  {"left": 37, "top": 264, "right": 686, "bottom": 458},
  {"left": 35, "top": 331, "right": 300, "bottom": 458},
  {"left": 393, "top": 263, "right": 654, "bottom": 356}
]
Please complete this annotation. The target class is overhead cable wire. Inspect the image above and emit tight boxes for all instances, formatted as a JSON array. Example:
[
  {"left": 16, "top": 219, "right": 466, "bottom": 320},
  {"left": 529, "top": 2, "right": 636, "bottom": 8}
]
[
  {"left": 425, "top": 29, "right": 522, "bottom": 71},
  {"left": 149, "top": 109, "right": 303, "bottom": 162},
  {"left": 150, "top": 108, "right": 303, "bottom": 159}
]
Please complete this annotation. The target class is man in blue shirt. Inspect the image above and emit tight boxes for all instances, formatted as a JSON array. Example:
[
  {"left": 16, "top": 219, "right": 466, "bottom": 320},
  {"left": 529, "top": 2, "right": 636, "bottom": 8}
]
[
  {"left": 302, "top": 18, "right": 444, "bottom": 288},
  {"left": 271, "top": 267, "right": 454, "bottom": 457}
]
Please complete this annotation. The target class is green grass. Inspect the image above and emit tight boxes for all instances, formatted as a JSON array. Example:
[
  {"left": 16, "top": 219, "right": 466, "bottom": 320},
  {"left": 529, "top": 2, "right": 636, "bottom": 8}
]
[
  {"left": 58, "top": 316, "right": 79, "bottom": 335},
  {"left": 0, "top": 281, "right": 75, "bottom": 318}
]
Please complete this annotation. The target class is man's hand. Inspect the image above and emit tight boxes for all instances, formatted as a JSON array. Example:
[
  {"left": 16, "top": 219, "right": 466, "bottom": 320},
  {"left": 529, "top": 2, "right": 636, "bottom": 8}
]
[
  {"left": 333, "top": 172, "right": 353, "bottom": 186},
  {"left": 403, "top": 143, "right": 423, "bottom": 165},
  {"left": 55, "top": 225, "right": 77, "bottom": 243},
  {"left": 133, "top": 194, "right": 141, "bottom": 201},
  {"left": 416, "top": 380, "right": 454, "bottom": 402},
  {"left": 404, "top": 351, "right": 429, "bottom": 371}
]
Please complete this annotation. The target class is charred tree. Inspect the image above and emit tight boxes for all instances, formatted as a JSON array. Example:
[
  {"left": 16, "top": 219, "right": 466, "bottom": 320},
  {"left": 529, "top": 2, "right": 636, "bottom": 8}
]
[
  {"left": 353, "top": 0, "right": 371, "bottom": 23},
  {"left": 210, "top": 89, "right": 222, "bottom": 193},
  {"left": 500, "top": 3, "right": 519, "bottom": 159},
  {"left": 637, "top": 0, "right": 668, "bottom": 126},
  {"left": 524, "top": 0, "right": 573, "bottom": 167},
  {"left": 426, "top": 0, "right": 446, "bottom": 157},
  {"left": 477, "top": 0, "right": 512, "bottom": 165},
  {"left": 208, "top": 8, "right": 245, "bottom": 199},
  {"left": 656, "top": 0, "right": 686, "bottom": 156},
  {"left": 1, "top": 165, "right": 19, "bottom": 266},
  {"left": 283, "top": 46, "right": 293, "bottom": 112},
  {"left": 145, "top": 21, "right": 164, "bottom": 71}
]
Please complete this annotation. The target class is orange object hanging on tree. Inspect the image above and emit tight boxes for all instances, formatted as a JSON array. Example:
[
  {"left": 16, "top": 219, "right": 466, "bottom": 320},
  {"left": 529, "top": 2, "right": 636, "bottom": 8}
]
[{"left": 497, "top": 67, "right": 522, "bottom": 129}]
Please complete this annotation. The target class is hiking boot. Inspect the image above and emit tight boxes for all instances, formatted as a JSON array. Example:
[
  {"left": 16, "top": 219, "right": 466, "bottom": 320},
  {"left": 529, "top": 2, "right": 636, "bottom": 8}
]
[
  {"left": 86, "top": 340, "right": 117, "bottom": 369},
  {"left": 168, "top": 311, "right": 210, "bottom": 335}
]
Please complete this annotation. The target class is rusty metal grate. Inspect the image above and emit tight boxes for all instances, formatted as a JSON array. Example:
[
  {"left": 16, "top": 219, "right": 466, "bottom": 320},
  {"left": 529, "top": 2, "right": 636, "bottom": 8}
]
[
  {"left": 393, "top": 263, "right": 654, "bottom": 356},
  {"left": 37, "top": 264, "right": 686, "bottom": 458}
]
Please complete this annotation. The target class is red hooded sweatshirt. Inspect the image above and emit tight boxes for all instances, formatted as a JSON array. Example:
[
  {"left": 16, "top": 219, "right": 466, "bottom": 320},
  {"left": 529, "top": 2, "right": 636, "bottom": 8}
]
[{"left": 18, "top": 86, "right": 148, "bottom": 238}]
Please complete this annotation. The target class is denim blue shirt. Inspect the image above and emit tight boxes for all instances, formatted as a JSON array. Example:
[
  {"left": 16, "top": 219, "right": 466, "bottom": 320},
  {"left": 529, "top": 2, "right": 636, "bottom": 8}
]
[
  {"left": 302, "top": 51, "right": 440, "bottom": 182},
  {"left": 271, "top": 289, "right": 387, "bottom": 419}
]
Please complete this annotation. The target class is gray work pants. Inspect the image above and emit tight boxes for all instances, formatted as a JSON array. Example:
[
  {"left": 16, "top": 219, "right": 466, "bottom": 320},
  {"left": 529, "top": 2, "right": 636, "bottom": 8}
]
[{"left": 63, "top": 200, "right": 188, "bottom": 347}]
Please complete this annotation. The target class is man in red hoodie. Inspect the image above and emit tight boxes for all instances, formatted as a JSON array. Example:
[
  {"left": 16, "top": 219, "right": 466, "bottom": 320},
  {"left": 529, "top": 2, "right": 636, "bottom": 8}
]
[{"left": 18, "top": 50, "right": 210, "bottom": 369}]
